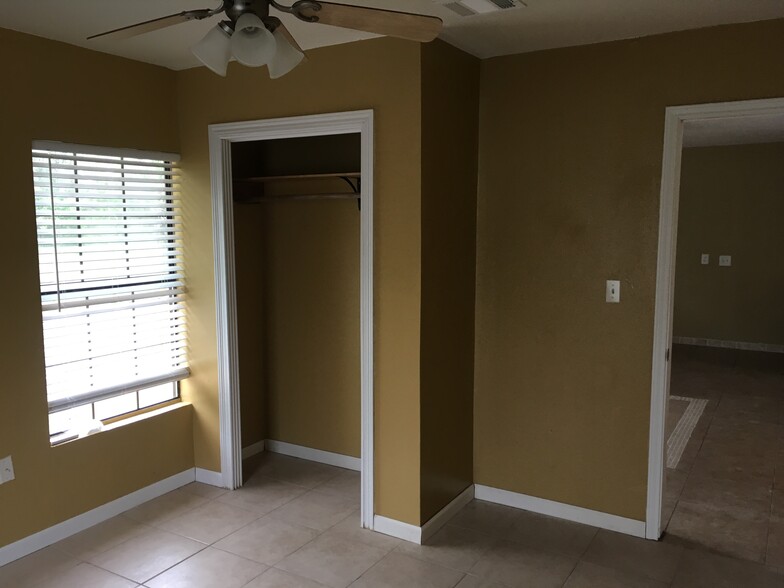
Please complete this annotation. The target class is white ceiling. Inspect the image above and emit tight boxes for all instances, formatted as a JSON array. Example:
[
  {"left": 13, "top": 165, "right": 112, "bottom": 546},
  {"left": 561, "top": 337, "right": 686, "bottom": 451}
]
[
  {"left": 684, "top": 114, "right": 784, "bottom": 148},
  {"left": 1, "top": 0, "right": 783, "bottom": 70}
]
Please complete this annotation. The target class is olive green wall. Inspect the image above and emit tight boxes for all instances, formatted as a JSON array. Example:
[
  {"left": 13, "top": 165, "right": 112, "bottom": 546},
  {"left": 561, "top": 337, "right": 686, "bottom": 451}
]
[
  {"left": 419, "top": 41, "right": 479, "bottom": 522},
  {"left": 0, "top": 28, "right": 194, "bottom": 548},
  {"left": 475, "top": 19, "right": 784, "bottom": 521},
  {"left": 176, "top": 38, "right": 424, "bottom": 524},
  {"left": 674, "top": 143, "right": 784, "bottom": 346}
]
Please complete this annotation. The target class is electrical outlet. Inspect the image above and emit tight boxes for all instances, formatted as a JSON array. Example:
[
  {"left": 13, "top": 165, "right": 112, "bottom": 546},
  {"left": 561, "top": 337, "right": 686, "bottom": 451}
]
[
  {"left": 719, "top": 255, "right": 732, "bottom": 267},
  {"left": 606, "top": 280, "right": 620, "bottom": 303},
  {"left": 701, "top": 254, "right": 710, "bottom": 265},
  {"left": 0, "top": 456, "right": 14, "bottom": 484}
]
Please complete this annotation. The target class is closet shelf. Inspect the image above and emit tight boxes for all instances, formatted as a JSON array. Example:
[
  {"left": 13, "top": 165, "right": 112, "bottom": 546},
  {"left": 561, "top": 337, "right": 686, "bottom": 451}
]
[
  {"left": 235, "top": 172, "right": 360, "bottom": 183},
  {"left": 236, "top": 192, "right": 361, "bottom": 204}
]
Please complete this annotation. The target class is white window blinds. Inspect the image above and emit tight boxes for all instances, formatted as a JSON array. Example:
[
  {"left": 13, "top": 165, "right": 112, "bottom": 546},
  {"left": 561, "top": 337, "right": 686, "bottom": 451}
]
[{"left": 32, "top": 141, "right": 188, "bottom": 413}]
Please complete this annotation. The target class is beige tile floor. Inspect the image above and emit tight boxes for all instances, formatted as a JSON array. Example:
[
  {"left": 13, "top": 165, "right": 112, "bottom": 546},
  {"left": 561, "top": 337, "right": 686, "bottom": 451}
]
[{"left": 664, "top": 345, "right": 784, "bottom": 568}]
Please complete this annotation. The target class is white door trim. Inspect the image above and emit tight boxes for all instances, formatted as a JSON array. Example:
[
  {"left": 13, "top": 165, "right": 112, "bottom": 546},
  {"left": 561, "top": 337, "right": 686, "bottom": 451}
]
[
  {"left": 208, "top": 110, "right": 375, "bottom": 529},
  {"left": 647, "top": 97, "right": 784, "bottom": 540}
]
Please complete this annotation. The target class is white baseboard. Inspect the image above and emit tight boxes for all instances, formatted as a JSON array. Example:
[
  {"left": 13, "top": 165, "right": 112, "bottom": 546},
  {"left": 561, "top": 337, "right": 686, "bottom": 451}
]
[
  {"left": 0, "top": 469, "right": 195, "bottom": 567},
  {"left": 373, "top": 515, "right": 422, "bottom": 544},
  {"left": 421, "top": 485, "right": 475, "bottom": 543},
  {"left": 673, "top": 336, "right": 784, "bottom": 354},
  {"left": 265, "top": 440, "right": 361, "bottom": 472},
  {"left": 373, "top": 484, "right": 475, "bottom": 545},
  {"left": 474, "top": 484, "right": 646, "bottom": 538},
  {"left": 194, "top": 467, "right": 224, "bottom": 487},
  {"left": 242, "top": 440, "right": 266, "bottom": 460}
]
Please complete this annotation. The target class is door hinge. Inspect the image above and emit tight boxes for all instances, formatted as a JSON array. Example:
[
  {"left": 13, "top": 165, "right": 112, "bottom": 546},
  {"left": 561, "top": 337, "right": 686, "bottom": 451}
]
[{"left": 665, "top": 348, "right": 671, "bottom": 362}]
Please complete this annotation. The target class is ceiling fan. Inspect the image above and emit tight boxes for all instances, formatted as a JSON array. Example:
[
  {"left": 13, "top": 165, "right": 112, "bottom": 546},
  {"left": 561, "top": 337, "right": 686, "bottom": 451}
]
[{"left": 88, "top": 0, "right": 443, "bottom": 78}]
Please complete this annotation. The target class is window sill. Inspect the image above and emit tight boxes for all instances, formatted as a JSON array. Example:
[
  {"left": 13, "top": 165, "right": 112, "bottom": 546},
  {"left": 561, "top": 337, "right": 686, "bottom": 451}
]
[{"left": 51, "top": 402, "right": 192, "bottom": 447}]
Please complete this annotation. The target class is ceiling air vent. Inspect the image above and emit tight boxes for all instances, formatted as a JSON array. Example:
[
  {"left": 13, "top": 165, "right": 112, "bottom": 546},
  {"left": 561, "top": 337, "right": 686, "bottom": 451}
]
[{"left": 437, "top": 0, "right": 525, "bottom": 16}]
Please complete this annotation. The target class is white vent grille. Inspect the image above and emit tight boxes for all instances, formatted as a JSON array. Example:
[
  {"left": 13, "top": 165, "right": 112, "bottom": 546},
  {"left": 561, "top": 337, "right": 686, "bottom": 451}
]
[{"left": 436, "top": 0, "right": 525, "bottom": 16}]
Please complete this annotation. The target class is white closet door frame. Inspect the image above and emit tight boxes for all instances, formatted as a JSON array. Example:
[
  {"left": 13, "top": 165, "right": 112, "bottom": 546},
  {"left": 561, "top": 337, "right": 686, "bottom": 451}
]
[{"left": 208, "top": 110, "right": 375, "bottom": 529}]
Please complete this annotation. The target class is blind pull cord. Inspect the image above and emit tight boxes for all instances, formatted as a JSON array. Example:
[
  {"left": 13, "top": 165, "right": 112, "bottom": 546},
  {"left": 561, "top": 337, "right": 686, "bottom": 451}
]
[{"left": 47, "top": 157, "right": 62, "bottom": 312}]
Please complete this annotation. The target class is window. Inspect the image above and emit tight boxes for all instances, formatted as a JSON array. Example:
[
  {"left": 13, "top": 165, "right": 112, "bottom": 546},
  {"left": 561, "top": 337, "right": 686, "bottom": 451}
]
[{"left": 32, "top": 141, "right": 188, "bottom": 442}]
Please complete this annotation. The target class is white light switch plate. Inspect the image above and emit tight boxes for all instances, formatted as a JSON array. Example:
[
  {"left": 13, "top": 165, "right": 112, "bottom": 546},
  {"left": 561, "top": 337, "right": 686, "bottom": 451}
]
[
  {"left": 719, "top": 255, "right": 732, "bottom": 267},
  {"left": 606, "top": 280, "right": 620, "bottom": 303},
  {"left": 701, "top": 254, "right": 710, "bottom": 265},
  {"left": 0, "top": 456, "right": 14, "bottom": 484}
]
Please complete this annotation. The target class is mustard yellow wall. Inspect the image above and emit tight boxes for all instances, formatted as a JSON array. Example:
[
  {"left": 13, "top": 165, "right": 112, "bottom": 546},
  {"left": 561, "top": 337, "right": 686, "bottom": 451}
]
[
  {"left": 419, "top": 41, "right": 479, "bottom": 522},
  {"left": 474, "top": 19, "right": 784, "bottom": 521},
  {"left": 674, "top": 144, "right": 784, "bottom": 346},
  {"left": 234, "top": 204, "right": 267, "bottom": 448},
  {"left": 261, "top": 195, "right": 361, "bottom": 457},
  {"left": 0, "top": 28, "right": 194, "bottom": 548},
  {"left": 176, "top": 38, "right": 424, "bottom": 524}
]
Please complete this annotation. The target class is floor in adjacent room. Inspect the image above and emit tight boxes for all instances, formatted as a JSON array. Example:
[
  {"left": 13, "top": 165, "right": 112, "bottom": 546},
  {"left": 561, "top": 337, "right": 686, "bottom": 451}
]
[
  {"left": 4, "top": 354, "right": 784, "bottom": 588},
  {"left": 664, "top": 344, "right": 784, "bottom": 569}
]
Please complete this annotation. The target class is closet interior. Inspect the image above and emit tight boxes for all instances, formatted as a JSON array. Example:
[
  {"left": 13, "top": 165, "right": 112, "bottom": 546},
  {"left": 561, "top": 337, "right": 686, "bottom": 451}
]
[{"left": 231, "top": 133, "right": 362, "bottom": 477}]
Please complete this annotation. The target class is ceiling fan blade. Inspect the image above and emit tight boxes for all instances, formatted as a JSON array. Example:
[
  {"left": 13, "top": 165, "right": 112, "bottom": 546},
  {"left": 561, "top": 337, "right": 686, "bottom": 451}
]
[
  {"left": 87, "top": 9, "right": 213, "bottom": 41},
  {"left": 274, "top": 21, "right": 305, "bottom": 54},
  {"left": 296, "top": 2, "right": 442, "bottom": 43}
]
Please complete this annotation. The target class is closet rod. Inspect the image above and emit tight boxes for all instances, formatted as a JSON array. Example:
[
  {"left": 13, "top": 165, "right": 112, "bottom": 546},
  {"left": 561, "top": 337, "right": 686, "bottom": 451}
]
[{"left": 235, "top": 192, "right": 361, "bottom": 204}]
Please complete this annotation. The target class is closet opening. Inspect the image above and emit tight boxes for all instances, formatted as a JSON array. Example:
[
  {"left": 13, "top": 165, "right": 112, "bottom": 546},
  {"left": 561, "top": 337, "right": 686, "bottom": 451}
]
[{"left": 208, "top": 111, "right": 374, "bottom": 530}]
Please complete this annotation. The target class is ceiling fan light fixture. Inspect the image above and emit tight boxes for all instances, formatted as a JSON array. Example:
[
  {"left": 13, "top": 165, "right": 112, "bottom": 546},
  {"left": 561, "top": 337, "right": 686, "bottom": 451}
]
[
  {"left": 268, "top": 27, "right": 306, "bottom": 79},
  {"left": 231, "top": 12, "right": 277, "bottom": 67},
  {"left": 191, "top": 21, "right": 233, "bottom": 76}
]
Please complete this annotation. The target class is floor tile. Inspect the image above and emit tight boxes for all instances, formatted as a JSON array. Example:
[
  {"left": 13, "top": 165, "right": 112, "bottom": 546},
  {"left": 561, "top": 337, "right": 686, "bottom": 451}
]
[
  {"left": 671, "top": 548, "right": 784, "bottom": 588},
  {"left": 276, "top": 533, "right": 386, "bottom": 588},
  {"left": 678, "top": 473, "right": 772, "bottom": 516},
  {"left": 270, "top": 490, "right": 357, "bottom": 532},
  {"left": 179, "top": 481, "right": 228, "bottom": 500},
  {"left": 57, "top": 515, "right": 148, "bottom": 560},
  {"left": 34, "top": 562, "right": 137, "bottom": 588},
  {"left": 453, "top": 576, "right": 509, "bottom": 588},
  {"left": 322, "top": 511, "right": 401, "bottom": 552},
  {"left": 448, "top": 500, "right": 521, "bottom": 538},
  {"left": 252, "top": 453, "right": 342, "bottom": 488},
  {"left": 146, "top": 547, "right": 266, "bottom": 588},
  {"left": 0, "top": 546, "right": 80, "bottom": 588},
  {"left": 581, "top": 530, "right": 682, "bottom": 583},
  {"left": 123, "top": 489, "right": 209, "bottom": 526},
  {"left": 351, "top": 552, "right": 465, "bottom": 588},
  {"left": 156, "top": 499, "right": 260, "bottom": 544},
  {"left": 214, "top": 517, "right": 319, "bottom": 565},
  {"left": 469, "top": 540, "right": 577, "bottom": 588},
  {"left": 313, "top": 470, "right": 360, "bottom": 501},
  {"left": 244, "top": 567, "right": 328, "bottom": 587},
  {"left": 88, "top": 527, "right": 205, "bottom": 584},
  {"left": 563, "top": 561, "right": 668, "bottom": 587},
  {"left": 667, "top": 500, "right": 769, "bottom": 562},
  {"left": 395, "top": 524, "right": 494, "bottom": 572},
  {"left": 502, "top": 510, "right": 597, "bottom": 558},
  {"left": 217, "top": 476, "right": 309, "bottom": 514}
]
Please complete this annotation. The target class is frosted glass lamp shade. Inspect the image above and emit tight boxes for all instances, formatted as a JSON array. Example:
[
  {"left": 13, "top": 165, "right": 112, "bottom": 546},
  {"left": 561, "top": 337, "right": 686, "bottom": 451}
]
[
  {"left": 191, "top": 24, "right": 232, "bottom": 77},
  {"left": 269, "top": 28, "right": 305, "bottom": 79},
  {"left": 231, "top": 13, "right": 277, "bottom": 67}
]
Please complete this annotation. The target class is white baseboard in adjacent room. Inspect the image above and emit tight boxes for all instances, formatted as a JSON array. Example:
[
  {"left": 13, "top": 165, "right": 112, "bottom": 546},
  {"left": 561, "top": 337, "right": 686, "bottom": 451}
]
[
  {"left": 241, "top": 440, "right": 266, "bottom": 460},
  {"left": 474, "top": 484, "right": 646, "bottom": 538},
  {"left": 0, "top": 469, "right": 195, "bottom": 567},
  {"left": 265, "top": 440, "right": 361, "bottom": 472}
]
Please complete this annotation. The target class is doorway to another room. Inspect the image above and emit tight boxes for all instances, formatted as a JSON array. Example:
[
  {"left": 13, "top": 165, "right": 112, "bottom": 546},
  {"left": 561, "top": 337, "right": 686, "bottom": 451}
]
[{"left": 649, "top": 99, "right": 784, "bottom": 564}]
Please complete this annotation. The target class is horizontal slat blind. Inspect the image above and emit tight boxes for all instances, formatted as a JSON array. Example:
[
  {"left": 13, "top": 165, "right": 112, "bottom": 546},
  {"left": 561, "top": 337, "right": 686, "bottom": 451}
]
[{"left": 32, "top": 144, "right": 188, "bottom": 413}]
